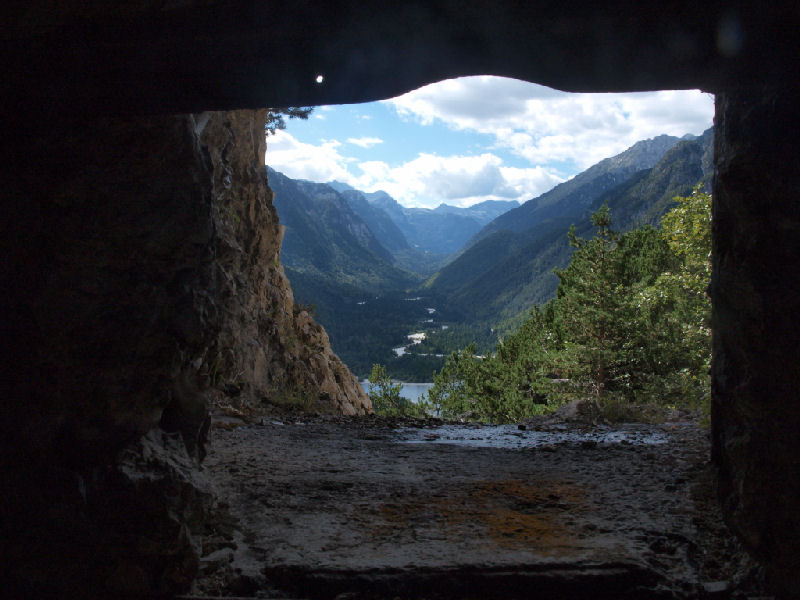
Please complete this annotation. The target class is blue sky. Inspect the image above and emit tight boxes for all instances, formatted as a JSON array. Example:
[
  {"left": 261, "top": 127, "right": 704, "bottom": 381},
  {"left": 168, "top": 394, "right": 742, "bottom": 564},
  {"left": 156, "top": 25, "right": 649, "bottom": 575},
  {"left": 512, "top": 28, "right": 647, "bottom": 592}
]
[{"left": 266, "top": 76, "right": 714, "bottom": 209}]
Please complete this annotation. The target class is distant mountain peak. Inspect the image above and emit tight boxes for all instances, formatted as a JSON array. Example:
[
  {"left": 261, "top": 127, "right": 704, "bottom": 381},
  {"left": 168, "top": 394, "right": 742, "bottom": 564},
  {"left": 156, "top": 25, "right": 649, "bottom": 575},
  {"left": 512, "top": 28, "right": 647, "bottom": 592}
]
[
  {"left": 364, "top": 190, "right": 395, "bottom": 204},
  {"left": 335, "top": 188, "right": 519, "bottom": 255},
  {"left": 327, "top": 180, "right": 355, "bottom": 193}
]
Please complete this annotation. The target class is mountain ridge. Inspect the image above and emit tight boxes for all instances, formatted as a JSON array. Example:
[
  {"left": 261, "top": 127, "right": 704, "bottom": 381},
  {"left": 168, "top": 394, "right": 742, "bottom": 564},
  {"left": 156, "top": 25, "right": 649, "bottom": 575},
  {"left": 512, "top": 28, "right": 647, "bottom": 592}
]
[
  {"left": 466, "top": 133, "right": 689, "bottom": 249},
  {"left": 427, "top": 129, "right": 714, "bottom": 325},
  {"left": 329, "top": 184, "right": 519, "bottom": 256},
  {"left": 267, "top": 167, "right": 414, "bottom": 291}
]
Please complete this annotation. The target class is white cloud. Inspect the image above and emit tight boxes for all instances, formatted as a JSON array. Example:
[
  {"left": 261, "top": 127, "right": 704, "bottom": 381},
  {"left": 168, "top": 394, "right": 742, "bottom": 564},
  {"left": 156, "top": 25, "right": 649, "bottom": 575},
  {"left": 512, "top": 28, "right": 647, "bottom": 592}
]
[
  {"left": 500, "top": 166, "right": 566, "bottom": 200},
  {"left": 388, "top": 76, "right": 714, "bottom": 169},
  {"left": 357, "top": 160, "right": 392, "bottom": 180},
  {"left": 267, "top": 77, "right": 715, "bottom": 208},
  {"left": 390, "top": 76, "right": 562, "bottom": 125},
  {"left": 347, "top": 136, "right": 383, "bottom": 148},
  {"left": 265, "top": 130, "right": 357, "bottom": 185},
  {"left": 267, "top": 133, "right": 566, "bottom": 209},
  {"left": 352, "top": 153, "right": 563, "bottom": 209}
]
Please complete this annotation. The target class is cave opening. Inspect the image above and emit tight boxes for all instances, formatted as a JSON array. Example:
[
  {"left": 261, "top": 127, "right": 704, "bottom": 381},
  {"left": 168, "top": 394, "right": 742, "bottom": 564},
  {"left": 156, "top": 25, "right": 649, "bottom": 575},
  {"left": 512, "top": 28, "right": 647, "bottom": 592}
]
[
  {"left": 263, "top": 79, "right": 715, "bottom": 418},
  {"left": 178, "top": 80, "right": 744, "bottom": 598}
]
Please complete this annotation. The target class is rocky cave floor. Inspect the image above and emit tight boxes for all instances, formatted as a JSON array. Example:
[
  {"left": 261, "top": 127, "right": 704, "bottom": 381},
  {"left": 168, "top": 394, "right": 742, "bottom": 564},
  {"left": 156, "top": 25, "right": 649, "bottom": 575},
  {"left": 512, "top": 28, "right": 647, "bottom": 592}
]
[{"left": 187, "top": 410, "right": 769, "bottom": 600}]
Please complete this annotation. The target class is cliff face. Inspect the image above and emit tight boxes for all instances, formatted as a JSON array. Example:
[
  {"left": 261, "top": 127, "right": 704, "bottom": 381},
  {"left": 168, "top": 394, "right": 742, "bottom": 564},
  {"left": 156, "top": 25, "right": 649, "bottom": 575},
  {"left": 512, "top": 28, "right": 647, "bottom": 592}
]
[
  {"left": 200, "top": 110, "right": 370, "bottom": 416},
  {"left": 1, "top": 109, "right": 368, "bottom": 596}
]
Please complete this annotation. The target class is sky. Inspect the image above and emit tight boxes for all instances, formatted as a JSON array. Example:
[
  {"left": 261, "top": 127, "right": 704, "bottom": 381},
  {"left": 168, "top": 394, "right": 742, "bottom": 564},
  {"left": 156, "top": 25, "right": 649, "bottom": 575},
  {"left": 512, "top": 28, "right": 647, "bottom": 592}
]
[{"left": 265, "top": 76, "right": 714, "bottom": 209}]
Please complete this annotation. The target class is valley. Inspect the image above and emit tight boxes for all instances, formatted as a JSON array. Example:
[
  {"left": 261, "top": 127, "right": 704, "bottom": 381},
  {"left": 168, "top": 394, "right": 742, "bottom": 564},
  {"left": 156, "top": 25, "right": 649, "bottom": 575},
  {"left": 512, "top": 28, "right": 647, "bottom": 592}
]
[{"left": 268, "top": 129, "right": 713, "bottom": 384}]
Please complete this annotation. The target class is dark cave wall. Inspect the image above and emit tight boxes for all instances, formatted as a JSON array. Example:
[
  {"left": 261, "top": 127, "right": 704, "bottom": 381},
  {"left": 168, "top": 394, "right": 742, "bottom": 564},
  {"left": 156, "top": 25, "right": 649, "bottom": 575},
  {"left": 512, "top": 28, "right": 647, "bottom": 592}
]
[
  {"left": 1, "top": 113, "right": 220, "bottom": 596},
  {"left": 2, "top": 114, "right": 219, "bottom": 466},
  {"left": 5, "top": 1, "right": 799, "bottom": 116},
  {"left": 0, "top": 109, "right": 369, "bottom": 596},
  {"left": 711, "top": 85, "right": 800, "bottom": 595},
  {"left": 1, "top": 107, "right": 369, "bottom": 469}
]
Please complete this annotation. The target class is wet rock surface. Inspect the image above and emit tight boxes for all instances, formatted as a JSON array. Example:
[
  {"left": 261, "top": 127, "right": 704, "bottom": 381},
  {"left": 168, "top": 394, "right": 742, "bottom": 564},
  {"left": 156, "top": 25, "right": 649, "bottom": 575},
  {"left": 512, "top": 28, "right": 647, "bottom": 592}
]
[{"left": 194, "top": 415, "right": 765, "bottom": 599}]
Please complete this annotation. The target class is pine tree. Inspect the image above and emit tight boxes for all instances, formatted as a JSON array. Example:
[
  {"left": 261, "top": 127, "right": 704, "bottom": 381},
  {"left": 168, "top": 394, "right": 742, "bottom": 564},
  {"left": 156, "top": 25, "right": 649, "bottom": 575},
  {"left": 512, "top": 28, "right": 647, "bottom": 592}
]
[
  {"left": 428, "top": 345, "right": 479, "bottom": 420},
  {"left": 647, "top": 187, "right": 712, "bottom": 409},
  {"left": 367, "top": 363, "right": 404, "bottom": 415},
  {"left": 554, "top": 205, "right": 627, "bottom": 404},
  {"left": 265, "top": 107, "right": 314, "bottom": 135}
]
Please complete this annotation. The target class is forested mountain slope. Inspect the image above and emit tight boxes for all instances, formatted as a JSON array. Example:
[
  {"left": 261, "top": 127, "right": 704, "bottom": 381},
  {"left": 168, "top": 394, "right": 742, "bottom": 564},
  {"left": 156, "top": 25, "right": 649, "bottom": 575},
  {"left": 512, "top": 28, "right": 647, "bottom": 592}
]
[
  {"left": 270, "top": 168, "right": 447, "bottom": 378},
  {"left": 466, "top": 134, "right": 689, "bottom": 247},
  {"left": 338, "top": 189, "right": 410, "bottom": 254},
  {"left": 427, "top": 130, "right": 713, "bottom": 326},
  {"left": 268, "top": 167, "right": 414, "bottom": 291}
]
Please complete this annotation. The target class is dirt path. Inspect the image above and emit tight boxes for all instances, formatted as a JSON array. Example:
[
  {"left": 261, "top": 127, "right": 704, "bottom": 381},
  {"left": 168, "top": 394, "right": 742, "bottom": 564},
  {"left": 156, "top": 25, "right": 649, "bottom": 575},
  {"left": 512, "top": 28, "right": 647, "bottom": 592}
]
[{"left": 192, "top": 415, "right": 762, "bottom": 599}]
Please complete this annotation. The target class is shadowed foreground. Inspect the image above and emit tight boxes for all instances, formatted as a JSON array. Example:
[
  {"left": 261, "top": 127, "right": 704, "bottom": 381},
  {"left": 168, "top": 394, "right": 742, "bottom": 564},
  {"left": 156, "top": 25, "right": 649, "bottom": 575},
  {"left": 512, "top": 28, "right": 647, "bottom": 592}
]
[{"left": 193, "top": 416, "right": 761, "bottom": 599}]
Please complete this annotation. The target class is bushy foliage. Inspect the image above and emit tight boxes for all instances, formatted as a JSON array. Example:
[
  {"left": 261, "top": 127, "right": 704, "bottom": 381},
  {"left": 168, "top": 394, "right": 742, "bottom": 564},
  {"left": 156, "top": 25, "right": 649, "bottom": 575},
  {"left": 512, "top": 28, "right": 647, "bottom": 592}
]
[
  {"left": 427, "top": 312, "right": 572, "bottom": 422},
  {"left": 368, "top": 364, "right": 430, "bottom": 417},
  {"left": 649, "top": 186, "right": 712, "bottom": 411},
  {"left": 429, "top": 189, "right": 712, "bottom": 423}
]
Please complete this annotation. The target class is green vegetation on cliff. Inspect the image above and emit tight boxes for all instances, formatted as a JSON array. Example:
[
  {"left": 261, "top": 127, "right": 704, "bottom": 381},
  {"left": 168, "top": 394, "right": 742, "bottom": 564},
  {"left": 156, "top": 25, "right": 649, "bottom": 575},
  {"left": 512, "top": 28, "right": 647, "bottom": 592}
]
[
  {"left": 367, "top": 364, "right": 429, "bottom": 417},
  {"left": 428, "top": 188, "right": 711, "bottom": 422}
]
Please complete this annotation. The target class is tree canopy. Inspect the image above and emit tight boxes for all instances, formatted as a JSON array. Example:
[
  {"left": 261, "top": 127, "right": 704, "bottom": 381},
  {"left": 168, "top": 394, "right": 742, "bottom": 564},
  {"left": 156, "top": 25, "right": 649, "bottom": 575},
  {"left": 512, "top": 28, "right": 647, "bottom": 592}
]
[{"left": 427, "top": 188, "right": 712, "bottom": 423}]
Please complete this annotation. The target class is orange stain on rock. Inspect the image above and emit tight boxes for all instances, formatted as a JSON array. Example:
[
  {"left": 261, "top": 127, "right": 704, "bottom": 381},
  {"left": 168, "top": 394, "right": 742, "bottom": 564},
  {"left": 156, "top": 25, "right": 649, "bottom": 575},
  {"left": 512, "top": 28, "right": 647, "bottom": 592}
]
[{"left": 376, "top": 479, "right": 586, "bottom": 555}]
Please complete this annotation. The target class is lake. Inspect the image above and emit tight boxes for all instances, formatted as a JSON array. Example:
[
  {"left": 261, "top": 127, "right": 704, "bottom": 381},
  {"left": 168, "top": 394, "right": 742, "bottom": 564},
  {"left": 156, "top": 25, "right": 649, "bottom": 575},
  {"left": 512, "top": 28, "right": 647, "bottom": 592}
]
[{"left": 360, "top": 381, "right": 434, "bottom": 403}]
